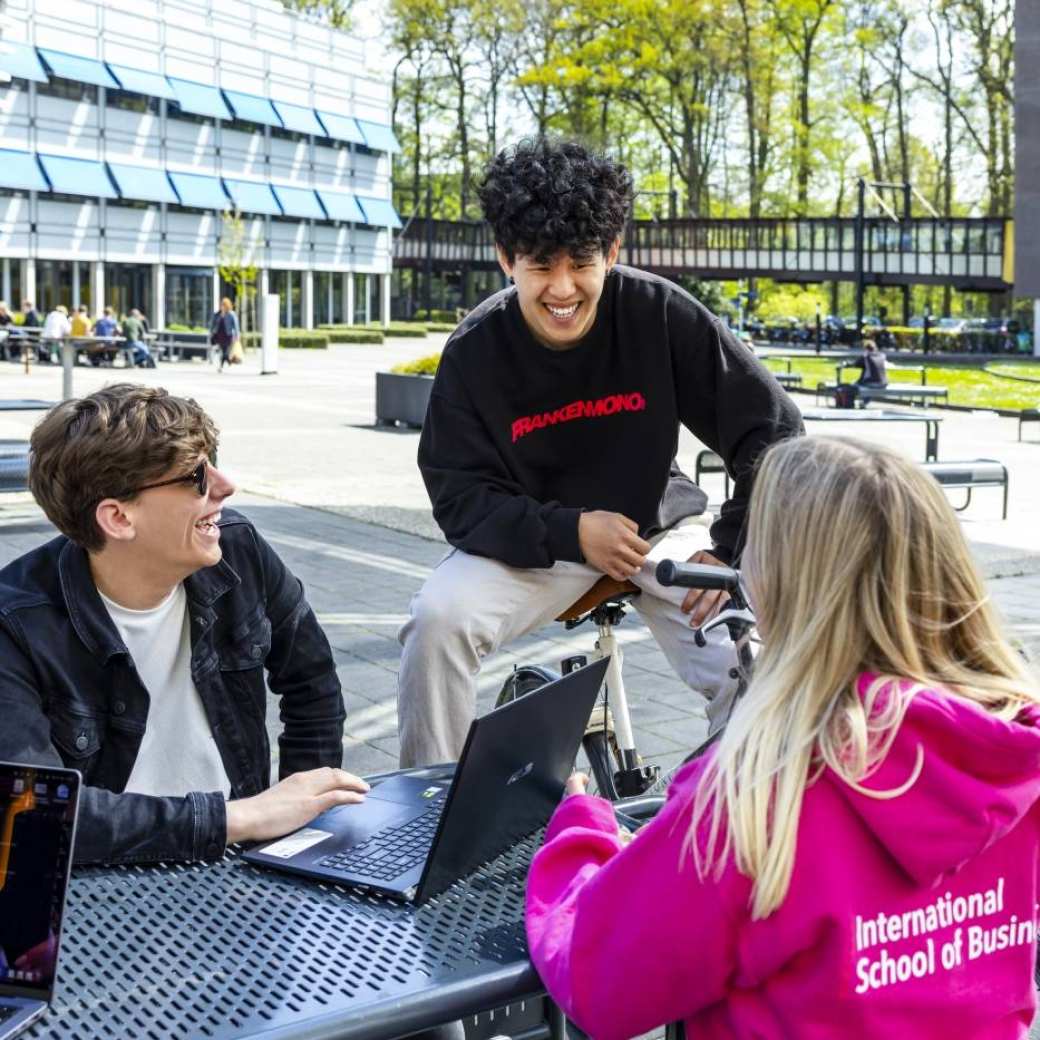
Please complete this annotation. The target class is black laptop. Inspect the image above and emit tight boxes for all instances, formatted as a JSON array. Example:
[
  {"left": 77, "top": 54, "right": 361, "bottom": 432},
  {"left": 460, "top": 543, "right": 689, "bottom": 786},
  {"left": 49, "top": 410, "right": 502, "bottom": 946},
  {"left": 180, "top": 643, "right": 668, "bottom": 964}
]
[
  {"left": 245, "top": 656, "right": 609, "bottom": 903},
  {"left": 0, "top": 762, "right": 81, "bottom": 1040}
]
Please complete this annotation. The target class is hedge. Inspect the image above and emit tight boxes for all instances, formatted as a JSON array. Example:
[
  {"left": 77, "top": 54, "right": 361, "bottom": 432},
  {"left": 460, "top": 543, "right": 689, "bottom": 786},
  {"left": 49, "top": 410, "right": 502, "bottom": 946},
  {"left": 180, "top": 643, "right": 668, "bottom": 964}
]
[
  {"left": 391, "top": 352, "right": 441, "bottom": 376},
  {"left": 424, "top": 322, "right": 457, "bottom": 333},
  {"left": 327, "top": 328, "right": 384, "bottom": 344},
  {"left": 412, "top": 308, "right": 457, "bottom": 323},
  {"left": 242, "top": 331, "right": 330, "bottom": 349},
  {"left": 366, "top": 321, "right": 428, "bottom": 338}
]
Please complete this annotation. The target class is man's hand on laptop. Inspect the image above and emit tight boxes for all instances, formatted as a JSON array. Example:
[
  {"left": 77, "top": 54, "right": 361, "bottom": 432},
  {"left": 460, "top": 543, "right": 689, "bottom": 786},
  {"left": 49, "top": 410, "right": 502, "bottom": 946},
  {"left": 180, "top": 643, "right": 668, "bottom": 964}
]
[
  {"left": 680, "top": 549, "right": 730, "bottom": 626},
  {"left": 225, "top": 767, "right": 370, "bottom": 845},
  {"left": 578, "top": 511, "right": 651, "bottom": 581}
]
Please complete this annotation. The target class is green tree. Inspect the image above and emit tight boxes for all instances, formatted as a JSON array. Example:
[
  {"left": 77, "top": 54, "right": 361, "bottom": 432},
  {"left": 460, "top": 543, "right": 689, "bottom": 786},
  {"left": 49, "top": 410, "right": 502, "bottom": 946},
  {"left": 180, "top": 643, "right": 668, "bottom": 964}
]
[
  {"left": 280, "top": 0, "right": 352, "bottom": 28},
  {"left": 218, "top": 210, "right": 258, "bottom": 338}
]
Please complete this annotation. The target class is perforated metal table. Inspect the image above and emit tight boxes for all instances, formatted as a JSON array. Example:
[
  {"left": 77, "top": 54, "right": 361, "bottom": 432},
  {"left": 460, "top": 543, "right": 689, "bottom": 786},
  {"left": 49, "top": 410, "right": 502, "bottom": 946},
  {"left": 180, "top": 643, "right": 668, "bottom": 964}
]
[{"left": 26, "top": 777, "right": 549, "bottom": 1040}]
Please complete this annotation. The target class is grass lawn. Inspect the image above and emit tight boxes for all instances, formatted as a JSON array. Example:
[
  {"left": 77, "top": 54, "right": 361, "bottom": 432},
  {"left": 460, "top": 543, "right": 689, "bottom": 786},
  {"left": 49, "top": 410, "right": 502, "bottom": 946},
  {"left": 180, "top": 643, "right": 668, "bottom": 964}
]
[{"left": 760, "top": 357, "right": 1040, "bottom": 411}]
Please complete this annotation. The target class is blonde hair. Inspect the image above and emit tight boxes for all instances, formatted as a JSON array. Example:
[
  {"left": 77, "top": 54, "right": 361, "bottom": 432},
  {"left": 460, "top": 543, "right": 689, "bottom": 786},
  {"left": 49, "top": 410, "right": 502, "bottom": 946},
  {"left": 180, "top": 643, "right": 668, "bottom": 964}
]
[{"left": 692, "top": 436, "right": 1039, "bottom": 919}]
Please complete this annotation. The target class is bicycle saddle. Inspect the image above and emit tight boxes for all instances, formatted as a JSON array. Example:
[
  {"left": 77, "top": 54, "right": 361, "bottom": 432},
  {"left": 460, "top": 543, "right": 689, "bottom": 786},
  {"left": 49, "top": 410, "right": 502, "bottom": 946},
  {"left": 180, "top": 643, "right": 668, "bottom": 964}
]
[{"left": 556, "top": 576, "right": 640, "bottom": 622}]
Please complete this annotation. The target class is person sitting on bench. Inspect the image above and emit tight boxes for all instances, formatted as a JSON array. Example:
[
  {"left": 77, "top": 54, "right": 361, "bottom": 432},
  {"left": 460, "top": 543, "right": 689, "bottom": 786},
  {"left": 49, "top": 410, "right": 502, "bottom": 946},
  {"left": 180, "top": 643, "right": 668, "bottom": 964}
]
[
  {"left": 527, "top": 435, "right": 1040, "bottom": 1039},
  {"left": 396, "top": 137, "right": 803, "bottom": 768},
  {"left": 838, "top": 339, "right": 888, "bottom": 407},
  {"left": 0, "top": 384, "right": 368, "bottom": 864}
]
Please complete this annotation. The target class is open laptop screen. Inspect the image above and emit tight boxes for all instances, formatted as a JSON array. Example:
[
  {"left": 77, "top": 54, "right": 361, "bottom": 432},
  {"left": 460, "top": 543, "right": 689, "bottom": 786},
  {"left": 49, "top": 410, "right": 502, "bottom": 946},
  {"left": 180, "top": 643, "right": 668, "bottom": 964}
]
[{"left": 0, "top": 762, "right": 80, "bottom": 1002}]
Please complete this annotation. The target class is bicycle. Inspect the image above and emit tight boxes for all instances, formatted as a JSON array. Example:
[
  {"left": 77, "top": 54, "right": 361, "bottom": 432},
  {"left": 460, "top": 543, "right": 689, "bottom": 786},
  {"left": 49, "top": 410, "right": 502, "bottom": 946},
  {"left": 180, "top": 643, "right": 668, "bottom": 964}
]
[{"left": 494, "top": 560, "right": 756, "bottom": 805}]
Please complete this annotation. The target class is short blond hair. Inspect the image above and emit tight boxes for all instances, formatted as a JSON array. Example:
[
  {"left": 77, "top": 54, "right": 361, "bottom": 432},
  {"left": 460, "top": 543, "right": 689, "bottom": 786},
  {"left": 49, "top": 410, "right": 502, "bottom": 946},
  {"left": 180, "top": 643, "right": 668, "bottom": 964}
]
[{"left": 29, "top": 384, "right": 218, "bottom": 551}]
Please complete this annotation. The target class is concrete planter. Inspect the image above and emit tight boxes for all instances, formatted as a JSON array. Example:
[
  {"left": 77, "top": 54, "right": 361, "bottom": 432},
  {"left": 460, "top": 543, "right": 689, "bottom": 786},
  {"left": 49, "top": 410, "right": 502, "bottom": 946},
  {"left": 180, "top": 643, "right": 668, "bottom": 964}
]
[{"left": 375, "top": 371, "right": 434, "bottom": 428}]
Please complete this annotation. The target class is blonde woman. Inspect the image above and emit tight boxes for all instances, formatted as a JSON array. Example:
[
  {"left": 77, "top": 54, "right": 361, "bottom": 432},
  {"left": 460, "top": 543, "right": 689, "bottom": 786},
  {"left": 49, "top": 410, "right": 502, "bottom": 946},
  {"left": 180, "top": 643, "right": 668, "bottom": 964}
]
[{"left": 527, "top": 435, "right": 1040, "bottom": 1039}]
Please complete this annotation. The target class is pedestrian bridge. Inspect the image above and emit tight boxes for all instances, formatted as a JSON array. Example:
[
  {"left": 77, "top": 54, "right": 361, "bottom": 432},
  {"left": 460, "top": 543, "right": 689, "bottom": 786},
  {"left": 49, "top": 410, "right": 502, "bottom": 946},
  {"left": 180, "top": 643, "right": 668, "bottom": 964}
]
[{"left": 394, "top": 215, "right": 1013, "bottom": 293}]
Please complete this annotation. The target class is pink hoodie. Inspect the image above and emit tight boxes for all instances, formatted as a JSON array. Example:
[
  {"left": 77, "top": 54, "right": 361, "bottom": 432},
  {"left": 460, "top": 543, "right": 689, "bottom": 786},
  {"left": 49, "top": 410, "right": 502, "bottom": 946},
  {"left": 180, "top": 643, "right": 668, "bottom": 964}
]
[{"left": 526, "top": 677, "right": 1040, "bottom": 1039}]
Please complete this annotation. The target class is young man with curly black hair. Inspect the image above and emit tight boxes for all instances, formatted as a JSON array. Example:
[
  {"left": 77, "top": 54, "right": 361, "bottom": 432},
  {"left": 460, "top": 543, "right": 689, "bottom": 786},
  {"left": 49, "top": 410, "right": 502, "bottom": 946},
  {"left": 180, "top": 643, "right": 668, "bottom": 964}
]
[{"left": 397, "top": 138, "right": 803, "bottom": 768}]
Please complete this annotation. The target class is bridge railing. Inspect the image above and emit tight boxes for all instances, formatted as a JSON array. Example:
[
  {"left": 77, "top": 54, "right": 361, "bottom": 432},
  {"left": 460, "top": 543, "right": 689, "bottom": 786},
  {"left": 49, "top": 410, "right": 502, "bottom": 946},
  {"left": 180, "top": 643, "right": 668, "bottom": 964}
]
[{"left": 395, "top": 215, "right": 1009, "bottom": 288}]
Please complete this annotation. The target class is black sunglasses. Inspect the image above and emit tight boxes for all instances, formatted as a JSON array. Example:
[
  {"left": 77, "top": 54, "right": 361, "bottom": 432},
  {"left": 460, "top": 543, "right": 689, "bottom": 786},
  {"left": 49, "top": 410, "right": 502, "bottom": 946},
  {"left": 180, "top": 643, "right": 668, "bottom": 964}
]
[{"left": 119, "top": 460, "right": 209, "bottom": 500}]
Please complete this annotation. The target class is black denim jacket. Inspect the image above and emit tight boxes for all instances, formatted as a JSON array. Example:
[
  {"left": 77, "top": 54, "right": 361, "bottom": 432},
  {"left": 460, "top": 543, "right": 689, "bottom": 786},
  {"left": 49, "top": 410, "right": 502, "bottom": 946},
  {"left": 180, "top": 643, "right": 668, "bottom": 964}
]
[{"left": 0, "top": 509, "right": 345, "bottom": 864}]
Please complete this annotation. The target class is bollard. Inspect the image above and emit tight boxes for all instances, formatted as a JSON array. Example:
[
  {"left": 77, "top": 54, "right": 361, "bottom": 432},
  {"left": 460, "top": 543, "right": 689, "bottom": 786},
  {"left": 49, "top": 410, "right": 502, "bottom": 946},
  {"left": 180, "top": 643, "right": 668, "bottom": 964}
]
[{"left": 61, "top": 341, "right": 75, "bottom": 400}]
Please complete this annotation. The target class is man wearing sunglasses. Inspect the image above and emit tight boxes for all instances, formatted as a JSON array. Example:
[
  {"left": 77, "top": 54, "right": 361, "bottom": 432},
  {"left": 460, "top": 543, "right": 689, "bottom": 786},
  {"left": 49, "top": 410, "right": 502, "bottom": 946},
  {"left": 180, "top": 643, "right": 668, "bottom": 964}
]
[{"left": 0, "top": 384, "right": 366, "bottom": 864}]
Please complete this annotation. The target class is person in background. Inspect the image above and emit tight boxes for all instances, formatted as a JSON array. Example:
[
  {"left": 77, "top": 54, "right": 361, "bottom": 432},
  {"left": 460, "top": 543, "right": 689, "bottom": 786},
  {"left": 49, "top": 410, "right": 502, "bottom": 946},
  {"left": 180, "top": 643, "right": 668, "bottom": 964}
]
[
  {"left": 209, "top": 297, "right": 240, "bottom": 372},
  {"left": 20, "top": 300, "right": 41, "bottom": 328},
  {"left": 122, "top": 308, "right": 154, "bottom": 368},
  {"left": 92, "top": 306, "right": 119, "bottom": 339},
  {"left": 0, "top": 301, "right": 11, "bottom": 361},
  {"left": 854, "top": 338, "right": 888, "bottom": 389},
  {"left": 527, "top": 435, "right": 1040, "bottom": 1040},
  {"left": 90, "top": 306, "right": 121, "bottom": 367},
  {"left": 69, "top": 305, "right": 91, "bottom": 338},
  {"left": 41, "top": 304, "right": 71, "bottom": 363}
]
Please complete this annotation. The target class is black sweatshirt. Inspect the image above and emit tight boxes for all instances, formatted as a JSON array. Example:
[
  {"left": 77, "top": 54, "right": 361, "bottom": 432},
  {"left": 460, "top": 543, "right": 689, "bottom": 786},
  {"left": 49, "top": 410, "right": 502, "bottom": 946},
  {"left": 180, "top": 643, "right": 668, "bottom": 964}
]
[{"left": 418, "top": 265, "right": 804, "bottom": 568}]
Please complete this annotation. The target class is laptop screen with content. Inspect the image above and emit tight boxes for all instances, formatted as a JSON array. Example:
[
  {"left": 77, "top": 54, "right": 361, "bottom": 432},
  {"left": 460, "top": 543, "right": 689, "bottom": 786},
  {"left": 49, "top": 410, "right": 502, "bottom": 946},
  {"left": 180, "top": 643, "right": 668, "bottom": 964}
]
[{"left": 0, "top": 763, "right": 80, "bottom": 1001}]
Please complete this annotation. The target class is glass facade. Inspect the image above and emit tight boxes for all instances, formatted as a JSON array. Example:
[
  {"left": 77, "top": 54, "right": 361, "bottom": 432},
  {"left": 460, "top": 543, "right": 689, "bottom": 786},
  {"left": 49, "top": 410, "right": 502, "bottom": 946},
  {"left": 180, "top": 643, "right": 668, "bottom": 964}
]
[
  {"left": 105, "top": 263, "right": 152, "bottom": 319},
  {"left": 35, "top": 260, "right": 92, "bottom": 313},
  {"left": 166, "top": 266, "right": 212, "bottom": 329},
  {"left": 271, "top": 269, "right": 303, "bottom": 328},
  {"left": 314, "top": 271, "right": 344, "bottom": 325}
]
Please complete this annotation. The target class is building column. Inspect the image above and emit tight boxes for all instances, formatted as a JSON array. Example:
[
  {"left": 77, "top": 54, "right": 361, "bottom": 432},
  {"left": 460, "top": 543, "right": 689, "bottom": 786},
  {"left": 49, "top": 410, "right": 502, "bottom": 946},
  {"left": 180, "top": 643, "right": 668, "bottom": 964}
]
[
  {"left": 211, "top": 269, "right": 221, "bottom": 315},
  {"left": 302, "top": 270, "right": 314, "bottom": 330},
  {"left": 259, "top": 267, "right": 270, "bottom": 298},
  {"left": 1, "top": 259, "right": 10, "bottom": 304},
  {"left": 345, "top": 272, "right": 355, "bottom": 325},
  {"left": 363, "top": 274, "right": 372, "bottom": 325},
  {"left": 381, "top": 271, "right": 391, "bottom": 327},
  {"left": 152, "top": 263, "right": 166, "bottom": 329},
  {"left": 1034, "top": 300, "right": 1040, "bottom": 358},
  {"left": 89, "top": 262, "right": 103, "bottom": 313},
  {"left": 72, "top": 263, "right": 81, "bottom": 309},
  {"left": 23, "top": 259, "right": 37, "bottom": 308}
]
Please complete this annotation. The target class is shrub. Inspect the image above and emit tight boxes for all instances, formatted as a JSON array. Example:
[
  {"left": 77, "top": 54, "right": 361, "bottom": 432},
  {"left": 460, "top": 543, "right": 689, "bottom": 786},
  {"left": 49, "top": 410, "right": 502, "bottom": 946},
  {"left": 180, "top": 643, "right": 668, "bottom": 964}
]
[
  {"left": 412, "top": 308, "right": 458, "bottom": 323},
  {"left": 327, "top": 328, "right": 384, "bottom": 344},
  {"left": 425, "top": 322, "right": 457, "bottom": 333},
  {"left": 166, "top": 322, "right": 208, "bottom": 333},
  {"left": 281, "top": 334, "right": 330, "bottom": 349},
  {"left": 367, "top": 321, "right": 428, "bottom": 338},
  {"left": 391, "top": 352, "right": 441, "bottom": 376}
]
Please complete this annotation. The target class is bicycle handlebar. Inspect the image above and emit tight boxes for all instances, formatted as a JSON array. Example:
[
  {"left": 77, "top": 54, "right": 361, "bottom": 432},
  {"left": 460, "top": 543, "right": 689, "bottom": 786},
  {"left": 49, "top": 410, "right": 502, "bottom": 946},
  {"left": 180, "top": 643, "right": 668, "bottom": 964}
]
[{"left": 655, "top": 559, "right": 741, "bottom": 592}]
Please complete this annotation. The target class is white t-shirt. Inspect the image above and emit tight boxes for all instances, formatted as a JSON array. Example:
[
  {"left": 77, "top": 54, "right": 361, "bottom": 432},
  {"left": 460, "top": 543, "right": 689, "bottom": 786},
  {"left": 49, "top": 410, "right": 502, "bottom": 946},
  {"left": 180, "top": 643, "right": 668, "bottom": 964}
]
[
  {"left": 42, "top": 311, "right": 70, "bottom": 338},
  {"left": 100, "top": 584, "right": 231, "bottom": 798}
]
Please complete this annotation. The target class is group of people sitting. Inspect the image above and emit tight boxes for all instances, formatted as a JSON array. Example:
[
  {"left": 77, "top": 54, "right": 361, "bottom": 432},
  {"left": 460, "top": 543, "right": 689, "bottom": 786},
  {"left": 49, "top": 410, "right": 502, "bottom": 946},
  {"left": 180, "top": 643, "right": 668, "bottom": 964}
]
[
  {"left": 0, "top": 300, "right": 154, "bottom": 367},
  {"left": 0, "top": 138, "right": 1038, "bottom": 1038}
]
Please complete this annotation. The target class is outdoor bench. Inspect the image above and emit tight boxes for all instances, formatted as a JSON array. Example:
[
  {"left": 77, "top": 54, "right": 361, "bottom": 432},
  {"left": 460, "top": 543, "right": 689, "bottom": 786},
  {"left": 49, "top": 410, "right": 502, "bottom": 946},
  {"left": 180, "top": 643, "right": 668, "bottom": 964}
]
[
  {"left": 815, "top": 382, "right": 949, "bottom": 408},
  {"left": 1019, "top": 410, "right": 1040, "bottom": 442},
  {"left": 921, "top": 459, "right": 1008, "bottom": 519},
  {"left": 773, "top": 372, "right": 803, "bottom": 389}
]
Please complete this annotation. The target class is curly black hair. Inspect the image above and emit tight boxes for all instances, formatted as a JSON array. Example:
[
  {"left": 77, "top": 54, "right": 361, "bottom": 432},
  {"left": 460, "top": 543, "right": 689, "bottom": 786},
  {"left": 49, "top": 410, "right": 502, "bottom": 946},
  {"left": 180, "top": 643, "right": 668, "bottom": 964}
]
[{"left": 477, "top": 138, "right": 633, "bottom": 264}]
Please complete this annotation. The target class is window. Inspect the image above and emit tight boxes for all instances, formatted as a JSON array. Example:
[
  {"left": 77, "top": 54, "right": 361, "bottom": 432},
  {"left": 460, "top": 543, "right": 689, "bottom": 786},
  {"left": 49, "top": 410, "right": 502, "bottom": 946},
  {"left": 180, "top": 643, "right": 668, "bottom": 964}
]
[
  {"left": 165, "top": 266, "right": 213, "bottom": 329},
  {"left": 107, "top": 90, "right": 160, "bottom": 115},
  {"left": 35, "top": 76, "right": 97, "bottom": 103},
  {"left": 166, "top": 106, "right": 213, "bottom": 127},
  {"left": 270, "top": 126, "right": 307, "bottom": 145}
]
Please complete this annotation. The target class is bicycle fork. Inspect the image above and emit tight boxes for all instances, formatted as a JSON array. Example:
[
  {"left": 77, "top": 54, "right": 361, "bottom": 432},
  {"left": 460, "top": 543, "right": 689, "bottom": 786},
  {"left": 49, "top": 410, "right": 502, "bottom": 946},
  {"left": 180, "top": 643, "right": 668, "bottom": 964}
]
[{"left": 594, "top": 621, "right": 659, "bottom": 798}]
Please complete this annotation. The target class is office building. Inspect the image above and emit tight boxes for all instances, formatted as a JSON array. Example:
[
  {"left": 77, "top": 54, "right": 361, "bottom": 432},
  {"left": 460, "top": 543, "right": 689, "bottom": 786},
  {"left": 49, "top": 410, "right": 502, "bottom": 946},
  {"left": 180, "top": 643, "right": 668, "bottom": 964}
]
[{"left": 0, "top": 0, "right": 401, "bottom": 331}]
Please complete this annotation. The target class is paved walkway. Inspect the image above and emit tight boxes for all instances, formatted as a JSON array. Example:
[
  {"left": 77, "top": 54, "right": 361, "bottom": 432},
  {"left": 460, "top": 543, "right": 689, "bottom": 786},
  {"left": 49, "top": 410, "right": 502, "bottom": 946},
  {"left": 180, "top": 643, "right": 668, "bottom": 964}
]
[{"left": 0, "top": 341, "right": 1038, "bottom": 781}]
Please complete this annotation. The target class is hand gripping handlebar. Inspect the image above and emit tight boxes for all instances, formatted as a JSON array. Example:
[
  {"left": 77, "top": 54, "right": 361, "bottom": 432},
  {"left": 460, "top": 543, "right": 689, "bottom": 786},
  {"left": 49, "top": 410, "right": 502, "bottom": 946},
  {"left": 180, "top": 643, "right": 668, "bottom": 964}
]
[{"left": 654, "top": 559, "right": 741, "bottom": 593}]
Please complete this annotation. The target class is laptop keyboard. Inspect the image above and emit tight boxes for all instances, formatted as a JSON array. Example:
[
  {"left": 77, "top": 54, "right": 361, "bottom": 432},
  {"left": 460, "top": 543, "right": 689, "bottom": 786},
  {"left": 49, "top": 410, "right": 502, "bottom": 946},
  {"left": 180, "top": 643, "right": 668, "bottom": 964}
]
[{"left": 318, "top": 793, "right": 447, "bottom": 883}]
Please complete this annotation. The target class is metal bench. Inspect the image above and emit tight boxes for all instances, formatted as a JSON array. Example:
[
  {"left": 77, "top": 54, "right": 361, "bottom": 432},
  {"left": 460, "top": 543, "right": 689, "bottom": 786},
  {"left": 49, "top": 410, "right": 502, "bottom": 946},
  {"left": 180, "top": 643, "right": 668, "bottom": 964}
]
[
  {"left": 774, "top": 372, "right": 803, "bottom": 389},
  {"left": 922, "top": 459, "right": 1008, "bottom": 519},
  {"left": 155, "top": 331, "right": 211, "bottom": 362},
  {"left": 695, "top": 449, "right": 731, "bottom": 498},
  {"left": 0, "top": 440, "right": 30, "bottom": 492},
  {"left": 815, "top": 382, "right": 949, "bottom": 408},
  {"left": 1019, "top": 410, "right": 1040, "bottom": 442}
]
